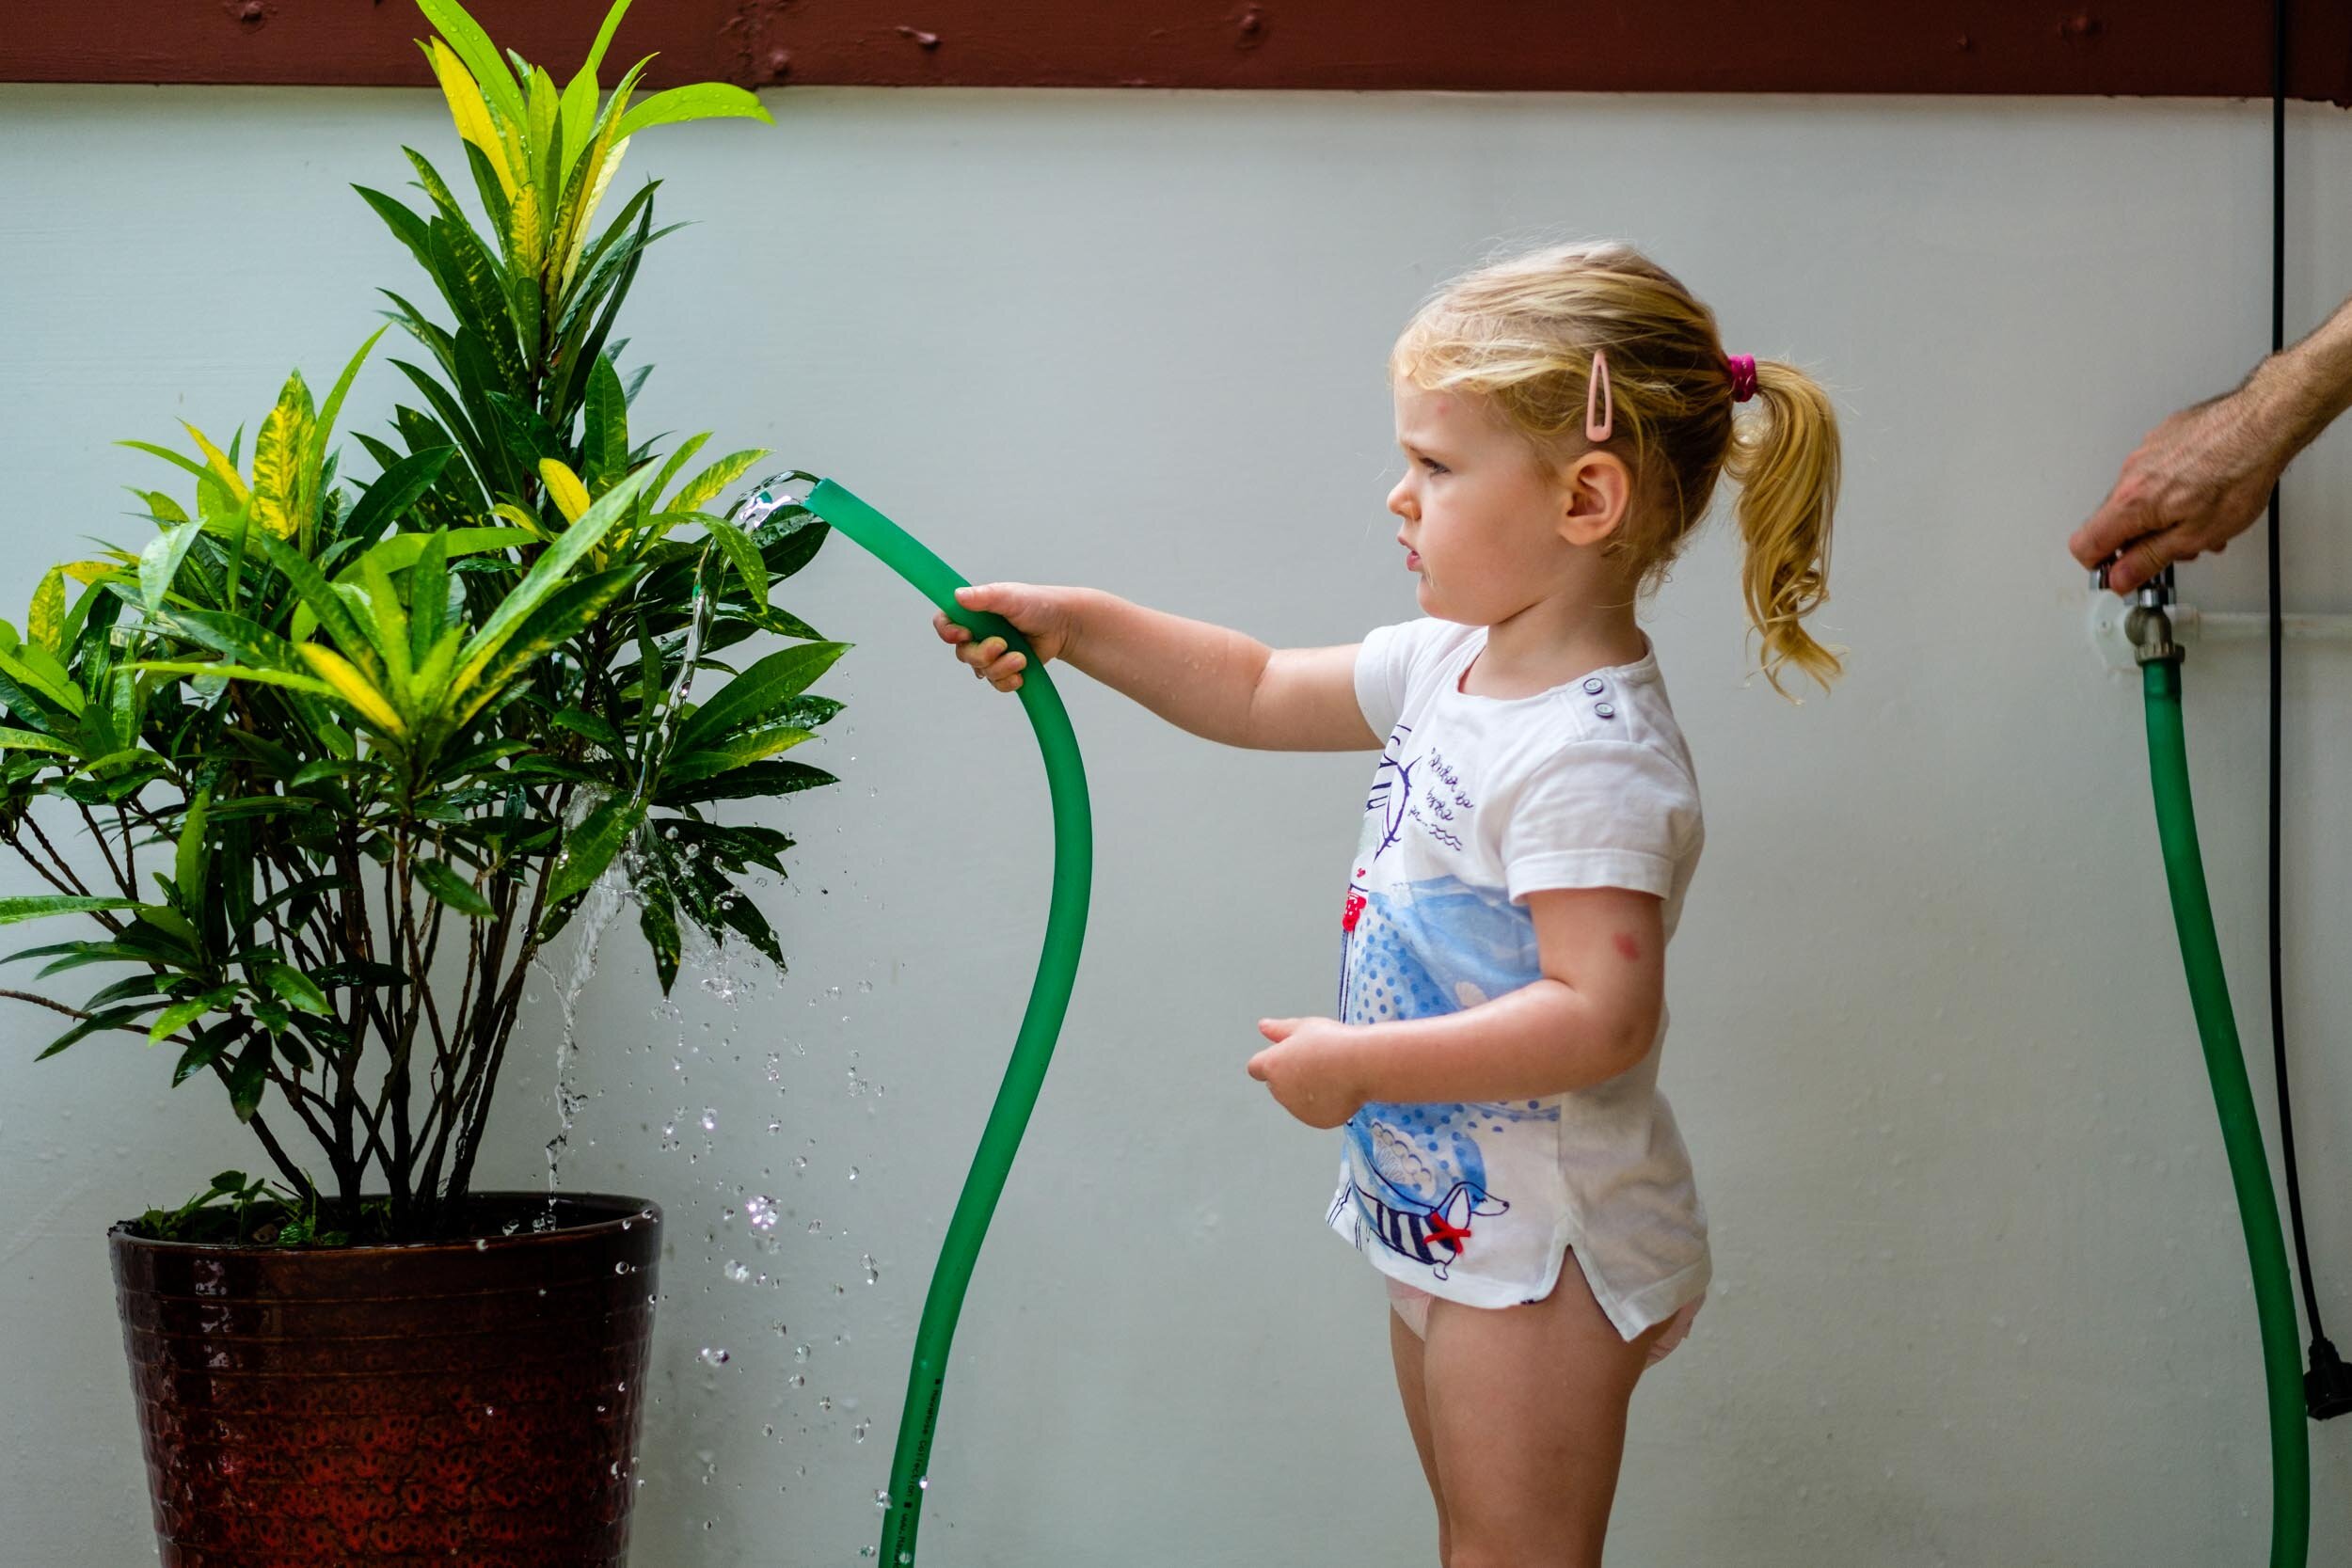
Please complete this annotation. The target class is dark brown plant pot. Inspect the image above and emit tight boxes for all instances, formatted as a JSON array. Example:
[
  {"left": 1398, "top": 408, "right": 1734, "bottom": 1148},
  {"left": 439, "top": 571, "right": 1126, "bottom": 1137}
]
[{"left": 109, "top": 1192, "right": 662, "bottom": 1568}]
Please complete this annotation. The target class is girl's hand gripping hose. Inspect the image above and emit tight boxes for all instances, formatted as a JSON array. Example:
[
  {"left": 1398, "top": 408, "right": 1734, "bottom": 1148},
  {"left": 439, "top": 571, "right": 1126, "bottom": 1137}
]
[{"left": 731, "top": 477, "right": 1092, "bottom": 1568}]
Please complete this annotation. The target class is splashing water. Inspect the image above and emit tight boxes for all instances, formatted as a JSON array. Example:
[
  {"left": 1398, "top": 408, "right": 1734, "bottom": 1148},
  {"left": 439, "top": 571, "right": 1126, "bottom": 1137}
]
[
  {"left": 543, "top": 542, "right": 727, "bottom": 1189},
  {"left": 539, "top": 850, "right": 632, "bottom": 1190}
]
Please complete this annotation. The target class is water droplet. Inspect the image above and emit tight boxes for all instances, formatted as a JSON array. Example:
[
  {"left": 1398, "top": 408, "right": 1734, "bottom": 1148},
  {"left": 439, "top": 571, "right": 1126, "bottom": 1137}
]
[
  {"left": 847, "top": 1165, "right": 859, "bottom": 1182},
  {"left": 723, "top": 1260, "right": 751, "bottom": 1283},
  {"left": 700, "top": 1107, "right": 718, "bottom": 1132},
  {"left": 698, "top": 1346, "right": 730, "bottom": 1366},
  {"left": 793, "top": 1155, "right": 808, "bottom": 1174},
  {"left": 863, "top": 1254, "right": 880, "bottom": 1285},
  {"left": 854, "top": 1419, "right": 870, "bottom": 1442}
]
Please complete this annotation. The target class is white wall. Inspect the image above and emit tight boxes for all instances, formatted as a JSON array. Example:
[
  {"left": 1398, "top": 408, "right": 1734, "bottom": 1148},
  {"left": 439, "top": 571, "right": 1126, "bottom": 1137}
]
[{"left": 4, "top": 82, "right": 2350, "bottom": 1566}]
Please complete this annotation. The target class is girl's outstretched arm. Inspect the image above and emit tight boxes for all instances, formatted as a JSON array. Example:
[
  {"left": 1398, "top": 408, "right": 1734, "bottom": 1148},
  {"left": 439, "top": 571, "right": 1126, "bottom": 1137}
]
[
  {"left": 1248, "top": 886, "right": 1664, "bottom": 1126},
  {"left": 937, "top": 582, "right": 1377, "bottom": 752}
]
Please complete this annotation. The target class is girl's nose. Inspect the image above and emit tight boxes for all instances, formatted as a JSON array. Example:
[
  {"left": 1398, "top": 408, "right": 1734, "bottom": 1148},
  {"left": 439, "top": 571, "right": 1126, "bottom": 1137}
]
[{"left": 1387, "top": 476, "right": 1415, "bottom": 520}]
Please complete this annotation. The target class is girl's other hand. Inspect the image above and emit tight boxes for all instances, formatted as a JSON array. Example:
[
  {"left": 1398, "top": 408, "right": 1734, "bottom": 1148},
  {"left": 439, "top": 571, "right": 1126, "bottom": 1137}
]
[
  {"left": 932, "top": 582, "right": 1082, "bottom": 692},
  {"left": 1248, "top": 1016, "right": 1366, "bottom": 1129}
]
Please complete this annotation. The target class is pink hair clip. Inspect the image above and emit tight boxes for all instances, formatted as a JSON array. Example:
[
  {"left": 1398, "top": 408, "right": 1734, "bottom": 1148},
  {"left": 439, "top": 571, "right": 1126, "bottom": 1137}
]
[
  {"left": 1584, "top": 349, "right": 1614, "bottom": 442},
  {"left": 1725, "top": 354, "right": 1758, "bottom": 403}
]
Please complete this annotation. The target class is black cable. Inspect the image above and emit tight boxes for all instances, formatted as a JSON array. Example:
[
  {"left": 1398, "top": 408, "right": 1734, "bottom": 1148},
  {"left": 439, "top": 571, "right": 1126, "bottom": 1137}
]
[{"left": 2265, "top": 0, "right": 2343, "bottom": 1399}]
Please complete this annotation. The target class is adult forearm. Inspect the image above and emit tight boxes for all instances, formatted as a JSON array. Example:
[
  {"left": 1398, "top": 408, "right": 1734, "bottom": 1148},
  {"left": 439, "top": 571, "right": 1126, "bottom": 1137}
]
[
  {"left": 1063, "top": 589, "right": 1272, "bottom": 747},
  {"left": 1342, "top": 980, "right": 1656, "bottom": 1104},
  {"left": 2250, "top": 293, "right": 2352, "bottom": 457}
]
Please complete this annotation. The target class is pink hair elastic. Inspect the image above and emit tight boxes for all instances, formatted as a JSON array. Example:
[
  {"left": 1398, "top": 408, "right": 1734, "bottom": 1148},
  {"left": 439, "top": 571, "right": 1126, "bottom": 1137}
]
[
  {"left": 1585, "top": 349, "right": 1614, "bottom": 442},
  {"left": 1725, "top": 354, "right": 1758, "bottom": 403}
]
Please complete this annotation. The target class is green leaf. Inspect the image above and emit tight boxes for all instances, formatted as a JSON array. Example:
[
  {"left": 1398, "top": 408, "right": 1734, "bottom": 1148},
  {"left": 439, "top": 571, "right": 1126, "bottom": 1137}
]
[
  {"left": 636, "top": 863, "right": 679, "bottom": 992},
  {"left": 307, "top": 326, "right": 388, "bottom": 482},
  {"left": 0, "top": 895, "right": 138, "bottom": 927},
  {"left": 260, "top": 962, "right": 329, "bottom": 1016},
  {"left": 661, "top": 724, "right": 813, "bottom": 785},
  {"left": 658, "top": 759, "right": 834, "bottom": 807},
  {"left": 644, "top": 431, "right": 709, "bottom": 514},
  {"left": 550, "top": 706, "right": 627, "bottom": 755},
  {"left": 544, "top": 792, "right": 645, "bottom": 909},
  {"left": 584, "top": 353, "right": 629, "bottom": 488},
  {"left": 410, "top": 528, "right": 452, "bottom": 665},
  {"left": 342, "top": 445, "right": 457, "bottom": 546},
  {"left": 0, "top": 644, "right": 86, "bottom": 716},
  {"left": 150, "top": 996, "right": 219, "bottom": 1045},
  {"left": 699, "top": 515, "right": 768, "bottom": 605},
  {"left": 452, "top": 465, "right": 657, "bottom": 691},
  {"left": 226, "top": 1032, "right": 272, "bottom": 1120},
  {"left": 140, "top": 520, "right": 204, "bottom": 613},
  {"left": 615, "top": 83, "right": 773, "bottom": 140},
  {"left": 558, "top": 0, "right": 632, "bottom": 177},
  {"left": 135, "top": 489, "right": 190, "bottom": 527},
  {"left": 175, "top": 787, "right": 212, "bottom": 900},
  {"left": 246, "top": 531, "right": 377, "bottom": 674},
  {"left": 672, "top": 641, "right": 848, "bottom": 754},
  {"left": 35, "top": 1005, "right": 149, "bottom": 1061},
  {"left": 122, "top": 662, "right": 338, "bottom": 700},
  {"left": 452, "top": 564, "right": 636, "bottom": 729},
  {"left": 416, "top": 855, "right": 495, "bottom": 919},
  {"left": 417, "top": 0, "right": 527, "bottom": 126},
  {"left": 0, "top": 726, "right": 76, "bottom": 756}
]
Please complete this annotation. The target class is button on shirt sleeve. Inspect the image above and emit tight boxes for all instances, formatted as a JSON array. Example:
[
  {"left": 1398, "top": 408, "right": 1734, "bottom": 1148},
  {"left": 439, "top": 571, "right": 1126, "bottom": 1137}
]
[{"left": 1500, "top": 740, "right": 1699, "bottom": 904}]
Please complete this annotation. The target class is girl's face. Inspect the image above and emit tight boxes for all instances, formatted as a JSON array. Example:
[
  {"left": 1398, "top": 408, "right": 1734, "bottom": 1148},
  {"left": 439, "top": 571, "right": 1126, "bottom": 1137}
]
[{"left": 1387, "top": 379, "right": 1582, "bottom": 626}]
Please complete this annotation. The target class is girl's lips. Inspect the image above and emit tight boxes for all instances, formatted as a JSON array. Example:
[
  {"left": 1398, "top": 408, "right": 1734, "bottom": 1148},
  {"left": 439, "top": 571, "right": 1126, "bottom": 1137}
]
[{"left": 1405, "top": 549, "right": 1422, "bottom": 570}]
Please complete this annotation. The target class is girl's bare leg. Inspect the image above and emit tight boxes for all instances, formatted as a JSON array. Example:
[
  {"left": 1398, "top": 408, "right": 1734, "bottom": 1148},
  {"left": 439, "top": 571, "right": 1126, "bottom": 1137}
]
[
  {"left": 1390, "top": 1307, "right": 1451, "bottom": 1565},
  {"left": 1420, "top": 1263, "right": 1664, "bottom": 1568}
]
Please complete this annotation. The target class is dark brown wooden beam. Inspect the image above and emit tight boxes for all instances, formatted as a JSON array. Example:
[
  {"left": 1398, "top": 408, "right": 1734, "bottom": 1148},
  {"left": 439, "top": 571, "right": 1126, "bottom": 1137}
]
[{"left": 3, "top": 2, "right": 2346, "bottom": 103}]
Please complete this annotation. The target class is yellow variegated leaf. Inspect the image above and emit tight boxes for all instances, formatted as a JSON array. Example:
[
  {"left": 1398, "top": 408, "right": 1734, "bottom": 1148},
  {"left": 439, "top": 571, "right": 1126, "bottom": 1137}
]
[
  {"left": 250, "top": 370, "right": 315, "bottom": 541},
  {"left": 179, "top": 422, "right": 248, "bottom": 506},
  {"left": 493, "top": 501, "right": 552, "bottom": 541},
  {"left": 671, "top": 449, "right": 767, "bottom": 515},
  {"left": 508, "top": 182, "right": 545, "bottom": 280},
  {"left": 425, "top": 40, "right": 517, "bottom": 200},
  {"left": 26, "top": 567, "right": 67, "bottom": 652},
  {"left": 559, "top": 135, "right": 630, "bottom": 293},
  {"left": 295, "top": 643, "right": 407, "bottom": 736},
  {"left": 61, "top": 562, "right": 115, "bottom": 586},
  {"left": 538, "top": 459, "right": 591, "bottom": 524}
]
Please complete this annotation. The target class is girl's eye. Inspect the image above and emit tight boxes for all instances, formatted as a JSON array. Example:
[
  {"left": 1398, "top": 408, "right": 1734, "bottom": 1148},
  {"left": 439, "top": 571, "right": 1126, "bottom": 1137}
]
[{"left": 1419, "top": 457, "right": 1448, "bottom": 474}]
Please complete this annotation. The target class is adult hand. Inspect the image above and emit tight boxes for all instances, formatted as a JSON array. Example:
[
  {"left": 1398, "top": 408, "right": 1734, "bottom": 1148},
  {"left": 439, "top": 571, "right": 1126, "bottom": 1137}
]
[{"left": 2071, "top": 387, "right": 2289, "bottom": 594}]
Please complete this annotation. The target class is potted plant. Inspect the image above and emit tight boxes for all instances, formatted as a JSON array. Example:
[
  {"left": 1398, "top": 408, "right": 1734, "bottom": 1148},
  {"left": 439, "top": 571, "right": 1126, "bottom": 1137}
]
[{"left": 0, "top": 3, "right": 837, "bottom": 1559}]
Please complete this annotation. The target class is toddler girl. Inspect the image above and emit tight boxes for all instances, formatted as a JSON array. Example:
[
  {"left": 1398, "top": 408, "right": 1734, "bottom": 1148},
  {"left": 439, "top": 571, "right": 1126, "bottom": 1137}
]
[{"left": 935, "top": 241, "right": 1839, "bottom": 1566}]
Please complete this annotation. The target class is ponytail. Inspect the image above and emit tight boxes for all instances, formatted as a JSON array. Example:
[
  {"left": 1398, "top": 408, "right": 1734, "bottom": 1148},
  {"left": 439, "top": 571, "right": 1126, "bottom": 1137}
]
[{"left": 1725, "top": 358, "right": 1841, "bottom": 697}]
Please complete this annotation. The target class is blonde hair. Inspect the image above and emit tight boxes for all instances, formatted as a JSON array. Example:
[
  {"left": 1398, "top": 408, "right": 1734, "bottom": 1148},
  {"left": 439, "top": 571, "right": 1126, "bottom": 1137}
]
[{"left": 1391, "top": 241, "right": 1842, "bottom": 695}]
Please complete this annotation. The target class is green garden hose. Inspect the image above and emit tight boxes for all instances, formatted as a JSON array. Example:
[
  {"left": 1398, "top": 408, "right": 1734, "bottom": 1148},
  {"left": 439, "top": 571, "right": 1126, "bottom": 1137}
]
[
  {"left": 2141, "top": 656, "right": 2308, "bottom": 1566},
  {"left": 798, "top": 480, "right": 1092, "bottom": 1567}
]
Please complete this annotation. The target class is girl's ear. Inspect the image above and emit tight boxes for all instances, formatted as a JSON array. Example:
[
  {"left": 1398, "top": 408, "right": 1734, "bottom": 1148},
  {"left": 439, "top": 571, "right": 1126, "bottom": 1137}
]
[{"left": 1557, "top": 451, "right": 1633, "bottom": 548}]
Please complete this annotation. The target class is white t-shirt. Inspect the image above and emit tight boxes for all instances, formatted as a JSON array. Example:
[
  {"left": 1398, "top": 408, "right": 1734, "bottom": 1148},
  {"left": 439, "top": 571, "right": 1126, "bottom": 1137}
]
[{"left": 1325, "top": 617, "right": 1711, "bottom": 1339}]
